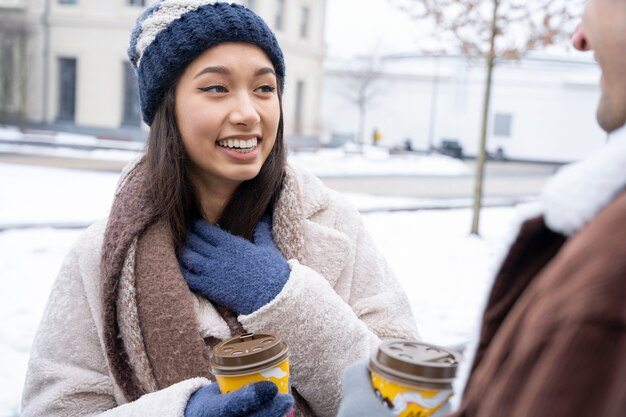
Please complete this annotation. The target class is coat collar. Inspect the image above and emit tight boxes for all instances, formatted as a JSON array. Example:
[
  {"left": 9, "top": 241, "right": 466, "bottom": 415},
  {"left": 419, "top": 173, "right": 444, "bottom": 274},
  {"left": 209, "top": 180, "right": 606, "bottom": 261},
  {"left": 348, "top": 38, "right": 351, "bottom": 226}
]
[
  {"left": 285, "top": 164, "right": 331, "bottom": 219},
  {"left": 542, "top": 126, "right": 626, "bottom": 236},
  {"left": 273, "top": 164, "right": 349, "bottom": 288}
]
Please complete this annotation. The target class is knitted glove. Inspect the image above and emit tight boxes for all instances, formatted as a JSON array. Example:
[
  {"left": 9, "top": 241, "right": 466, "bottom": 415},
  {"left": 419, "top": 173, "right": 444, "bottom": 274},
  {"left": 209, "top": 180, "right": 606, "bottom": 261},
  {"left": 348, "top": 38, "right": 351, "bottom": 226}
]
[
  {"left": 337, "top": 359, "right": 393, "bottom": 417},
  {"left": 185, "top": 381, "right": 294, "bottom": 417},
  {"left": 179, "top": 215, "right": 290, "bottom": 315}
]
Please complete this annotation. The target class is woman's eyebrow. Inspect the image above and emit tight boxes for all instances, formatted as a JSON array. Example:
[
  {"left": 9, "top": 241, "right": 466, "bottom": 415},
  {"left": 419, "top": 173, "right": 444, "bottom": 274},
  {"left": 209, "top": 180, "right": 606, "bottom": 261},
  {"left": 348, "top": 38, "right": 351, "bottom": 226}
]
[
  {"left": 193, "top": 66, "right": 275, "bottom": 79},
  {"left": 255, "top": 67, "right": 276, "bottom": 77},
  {"left": 193, "top": 66, "right": 230, "bottom": 79}
]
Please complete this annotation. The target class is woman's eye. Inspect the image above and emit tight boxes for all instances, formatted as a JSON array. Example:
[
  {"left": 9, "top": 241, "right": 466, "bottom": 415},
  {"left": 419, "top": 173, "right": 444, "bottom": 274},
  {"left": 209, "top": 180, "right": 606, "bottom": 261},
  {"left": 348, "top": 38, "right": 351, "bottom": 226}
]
[
  {"left": 255, "top": 85, "right": 276, "bottom": 94},
  {"left": 199, "top": 85, "right": 228, "bottom": 93}
]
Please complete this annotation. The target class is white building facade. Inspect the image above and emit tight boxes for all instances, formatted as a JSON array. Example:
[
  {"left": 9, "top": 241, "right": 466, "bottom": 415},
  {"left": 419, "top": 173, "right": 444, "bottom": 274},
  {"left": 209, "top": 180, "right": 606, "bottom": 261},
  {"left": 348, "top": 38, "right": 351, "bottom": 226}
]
[
  {"left": 322, "top": 54, "right": 607, "bottom": 163},
  {"left": 0, "top": 0, "right": 326, "bottom": 142},
  {"left": 0, "top": 0, "right": 41, "bottom": 124}
]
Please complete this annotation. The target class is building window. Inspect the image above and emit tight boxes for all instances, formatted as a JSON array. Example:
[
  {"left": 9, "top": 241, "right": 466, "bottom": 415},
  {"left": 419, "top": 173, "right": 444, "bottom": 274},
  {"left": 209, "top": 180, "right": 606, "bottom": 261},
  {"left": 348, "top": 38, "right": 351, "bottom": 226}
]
[
  {"left": 493, "top": 113, "right": 512, "bottom": 137},
  {"left": 122, "top": 62, "right": 141, "bottom": 126},
  {"left": 58, "top": 0, "right": 78, "bottom": 4},
  {"left": 295, "top": 80, "right": 305, "bottom": 134},
  {"left": 244, "top": 0, "right": 255, "bottom": 10},
  {"left": 275, "top": 0, "right": 285, "bottom": 31},
  {"left": 0, "top": 44, "right": 15, "bottom": 112},
  {"left": 300, "top": 6, "right": 309, "bottom": 38},
  {"left": 127, "top": 0, "right": 145, "bottom": 6},
  {"left": 57, "top": 58, "right": 77, "bottom": 121}
]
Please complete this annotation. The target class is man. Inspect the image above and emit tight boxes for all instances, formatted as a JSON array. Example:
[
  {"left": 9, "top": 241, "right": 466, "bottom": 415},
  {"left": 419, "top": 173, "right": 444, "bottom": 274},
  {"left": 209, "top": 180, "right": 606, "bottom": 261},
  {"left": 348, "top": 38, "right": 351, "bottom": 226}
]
[{"left": 337, "top": 0, "right": 626, "bottom": 415}]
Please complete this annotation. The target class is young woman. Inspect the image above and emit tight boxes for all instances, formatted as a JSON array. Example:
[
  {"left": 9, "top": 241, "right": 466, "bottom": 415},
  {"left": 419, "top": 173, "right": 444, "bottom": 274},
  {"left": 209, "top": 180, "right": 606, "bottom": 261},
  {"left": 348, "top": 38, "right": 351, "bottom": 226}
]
[{"left": 21, "top": 2, "right": 419, "bottom": 417}]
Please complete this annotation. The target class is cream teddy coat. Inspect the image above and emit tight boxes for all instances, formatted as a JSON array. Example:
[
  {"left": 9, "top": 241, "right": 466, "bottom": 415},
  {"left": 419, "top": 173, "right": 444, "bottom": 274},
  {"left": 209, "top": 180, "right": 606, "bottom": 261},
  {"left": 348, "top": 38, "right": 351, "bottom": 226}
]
[{"left": 21, "top": 163, "right": 419, "bottom": 417}]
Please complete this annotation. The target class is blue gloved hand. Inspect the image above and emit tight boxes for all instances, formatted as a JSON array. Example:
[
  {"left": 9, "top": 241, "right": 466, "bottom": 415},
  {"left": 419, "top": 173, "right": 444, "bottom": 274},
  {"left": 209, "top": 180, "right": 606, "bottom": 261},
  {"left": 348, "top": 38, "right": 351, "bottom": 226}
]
[
  {"left": 337, "top": 359, "right": 394, "bottom": 417},
  {"left": 179, "top": 215, "right": 290, "bottom": 315},
  {"left": 185, "top": 381, "right": 294, "bottom": 417}
]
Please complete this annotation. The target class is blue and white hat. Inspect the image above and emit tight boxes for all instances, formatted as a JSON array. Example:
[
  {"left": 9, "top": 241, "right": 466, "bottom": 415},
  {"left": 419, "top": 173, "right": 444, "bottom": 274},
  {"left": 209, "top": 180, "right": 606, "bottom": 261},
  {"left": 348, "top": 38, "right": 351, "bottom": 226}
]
[{"left": 128, "top": 1, "right": 286, "bottom": 125}]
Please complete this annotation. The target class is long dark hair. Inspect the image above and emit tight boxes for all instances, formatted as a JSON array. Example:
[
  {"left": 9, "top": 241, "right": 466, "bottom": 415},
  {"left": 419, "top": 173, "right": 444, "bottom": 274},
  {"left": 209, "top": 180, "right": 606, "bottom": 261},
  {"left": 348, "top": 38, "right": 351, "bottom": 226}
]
[{"left": 144, "top": 80, "right": 286, "bottom": 253}]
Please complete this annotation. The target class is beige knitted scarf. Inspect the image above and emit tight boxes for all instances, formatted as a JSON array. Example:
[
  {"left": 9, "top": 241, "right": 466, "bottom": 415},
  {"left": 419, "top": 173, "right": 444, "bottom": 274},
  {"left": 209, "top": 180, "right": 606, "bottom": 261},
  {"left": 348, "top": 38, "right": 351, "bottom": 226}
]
[{"left": 100, "top": 158, "right": 313, "bottom": 414}]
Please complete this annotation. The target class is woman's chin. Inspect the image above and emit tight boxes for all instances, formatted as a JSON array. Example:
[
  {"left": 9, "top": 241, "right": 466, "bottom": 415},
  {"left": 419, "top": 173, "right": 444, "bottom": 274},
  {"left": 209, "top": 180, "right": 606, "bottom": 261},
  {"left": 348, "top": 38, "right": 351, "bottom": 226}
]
[{"left": 224, "top": 167, "right": 263, "bottom": 183}]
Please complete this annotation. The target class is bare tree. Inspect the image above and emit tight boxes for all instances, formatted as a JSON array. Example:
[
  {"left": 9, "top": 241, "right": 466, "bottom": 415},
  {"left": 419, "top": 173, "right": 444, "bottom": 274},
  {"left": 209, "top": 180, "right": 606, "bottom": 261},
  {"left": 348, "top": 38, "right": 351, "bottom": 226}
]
[
  {"left": 336, "top": 54, "right": 385, "bottom": 147},
  {"left": 390, "top": 0, "right": 584, "bottom": 234},
  {"left": 0, "top": 13, "right": 30, "bottom": 126}
]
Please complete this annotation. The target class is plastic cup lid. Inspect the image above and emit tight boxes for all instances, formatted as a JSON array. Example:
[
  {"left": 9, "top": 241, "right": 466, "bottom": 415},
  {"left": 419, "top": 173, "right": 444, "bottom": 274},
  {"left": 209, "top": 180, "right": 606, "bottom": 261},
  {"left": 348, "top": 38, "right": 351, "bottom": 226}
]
[
  {"left": 210, "top": 332, "right": 289, "bottom": 376},
  {"left": 369, "top": 340, "right": 462, "bottom": 386}
]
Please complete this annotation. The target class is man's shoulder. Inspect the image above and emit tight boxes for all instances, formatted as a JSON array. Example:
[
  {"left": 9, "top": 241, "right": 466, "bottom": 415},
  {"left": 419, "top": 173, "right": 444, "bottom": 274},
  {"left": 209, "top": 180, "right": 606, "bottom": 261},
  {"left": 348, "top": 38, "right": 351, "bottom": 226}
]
[
  {"left": 534, "top": 190, "right": 626, "bottom": 324},
  {"left": 568, "top": 189, "right": 626, "bottom": 261}
]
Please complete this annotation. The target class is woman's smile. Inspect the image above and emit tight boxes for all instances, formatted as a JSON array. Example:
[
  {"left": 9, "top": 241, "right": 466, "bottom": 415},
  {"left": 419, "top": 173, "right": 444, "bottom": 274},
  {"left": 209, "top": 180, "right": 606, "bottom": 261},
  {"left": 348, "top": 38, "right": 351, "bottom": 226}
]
[{"left": 216, "top": 136, "right": 262, "bottom": 160}]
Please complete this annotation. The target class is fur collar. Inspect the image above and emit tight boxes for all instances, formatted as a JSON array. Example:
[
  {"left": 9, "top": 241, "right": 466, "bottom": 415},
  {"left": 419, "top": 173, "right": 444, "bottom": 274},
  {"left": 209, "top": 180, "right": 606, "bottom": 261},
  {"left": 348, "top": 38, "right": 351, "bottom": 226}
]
[{"left": 542, "top": 127, "right": 626, "bottom": 236}]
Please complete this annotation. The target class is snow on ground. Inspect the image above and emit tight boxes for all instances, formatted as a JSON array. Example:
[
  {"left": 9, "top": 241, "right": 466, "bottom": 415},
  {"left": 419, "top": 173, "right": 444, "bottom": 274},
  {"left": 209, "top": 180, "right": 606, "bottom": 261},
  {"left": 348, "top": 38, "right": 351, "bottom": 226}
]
[
  {"left": 0, "top": 162, "right": 522, "bottom": 416},
  {"left": 368, "top": 208, "right": 515, "bottom": 347},
  {"left": 288, "top": 146, "right": 470, "bottom": 177},
  {"left": 0, "top": 164, "right": 117, "bottom": 226}
]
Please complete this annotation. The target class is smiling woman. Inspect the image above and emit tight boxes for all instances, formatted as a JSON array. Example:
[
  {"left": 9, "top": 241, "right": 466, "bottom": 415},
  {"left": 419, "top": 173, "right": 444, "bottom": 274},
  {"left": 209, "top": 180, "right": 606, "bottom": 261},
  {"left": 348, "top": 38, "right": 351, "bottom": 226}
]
[{"left": 20, "top": 2, "right": 419, "bottom": 417}]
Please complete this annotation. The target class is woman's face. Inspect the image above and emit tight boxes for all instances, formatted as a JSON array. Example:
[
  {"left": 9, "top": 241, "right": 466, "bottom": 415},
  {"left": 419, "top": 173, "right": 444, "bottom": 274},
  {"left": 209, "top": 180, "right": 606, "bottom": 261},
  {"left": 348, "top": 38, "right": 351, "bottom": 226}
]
[{"left": 175, "top": 42, "right": 280, "bottom": 191}]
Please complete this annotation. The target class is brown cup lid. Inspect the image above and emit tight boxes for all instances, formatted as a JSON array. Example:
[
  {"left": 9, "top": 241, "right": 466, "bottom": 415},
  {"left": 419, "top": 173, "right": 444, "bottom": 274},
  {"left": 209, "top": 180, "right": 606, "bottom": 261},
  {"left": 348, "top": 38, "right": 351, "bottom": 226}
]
[
  {"left": 369, "top": 340, "right": 461, "bottom": 387},
  {"left": 210, "top": 332, "right": 289, "bottom": 376}
]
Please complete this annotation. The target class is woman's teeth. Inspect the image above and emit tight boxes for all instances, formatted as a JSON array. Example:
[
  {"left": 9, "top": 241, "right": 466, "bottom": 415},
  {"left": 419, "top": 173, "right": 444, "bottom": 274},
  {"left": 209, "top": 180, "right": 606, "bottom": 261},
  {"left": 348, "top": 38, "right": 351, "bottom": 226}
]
[{"left": 217, "top": 138, "right": 258, "bottom": 153}]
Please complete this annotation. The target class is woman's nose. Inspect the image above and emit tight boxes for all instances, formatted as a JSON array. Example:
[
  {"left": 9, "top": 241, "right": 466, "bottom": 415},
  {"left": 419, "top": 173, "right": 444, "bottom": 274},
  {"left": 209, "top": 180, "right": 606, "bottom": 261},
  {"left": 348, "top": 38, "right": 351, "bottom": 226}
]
[
  {"left": 230, "top": 93, "right": 261, "bottom": 127},
  {"left": 572, "top": 24, "right": 590, "bottom": 51}
]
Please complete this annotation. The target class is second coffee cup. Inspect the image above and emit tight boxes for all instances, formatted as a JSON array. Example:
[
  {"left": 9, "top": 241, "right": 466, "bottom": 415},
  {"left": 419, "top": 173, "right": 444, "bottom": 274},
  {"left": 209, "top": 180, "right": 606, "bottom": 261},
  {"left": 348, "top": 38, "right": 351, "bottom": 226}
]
[{"left": 369, "top": 340, "right": 461, "bottom": 417}]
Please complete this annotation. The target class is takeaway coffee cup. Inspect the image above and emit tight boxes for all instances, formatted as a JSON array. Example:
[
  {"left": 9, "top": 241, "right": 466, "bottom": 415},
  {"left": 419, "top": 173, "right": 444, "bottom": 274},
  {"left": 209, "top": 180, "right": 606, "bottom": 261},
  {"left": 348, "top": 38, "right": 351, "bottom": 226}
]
[
  {"left": 369, "top": 340, "right": 461, "bottom": 417},
  {"left": 210, "top": 332, "right": 293, "bottom": 417}
]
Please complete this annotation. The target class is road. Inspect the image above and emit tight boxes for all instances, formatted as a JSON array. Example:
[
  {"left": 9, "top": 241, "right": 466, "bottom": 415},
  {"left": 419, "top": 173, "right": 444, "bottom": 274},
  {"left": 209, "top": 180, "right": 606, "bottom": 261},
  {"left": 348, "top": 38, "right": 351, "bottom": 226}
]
[
  {"left": 0, "top": 153, "right": 560, "bottom": 199},
  {"left": 322, "top": 160, "right": 559, "bottom": 199}
]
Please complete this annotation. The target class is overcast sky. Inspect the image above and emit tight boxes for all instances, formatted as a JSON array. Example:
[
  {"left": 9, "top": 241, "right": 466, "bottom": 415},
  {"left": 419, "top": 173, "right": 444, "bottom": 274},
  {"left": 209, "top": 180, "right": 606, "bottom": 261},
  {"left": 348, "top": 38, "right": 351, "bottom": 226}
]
[
  {"left": 324, "top": 0, "right": 583, "bottom": 59},
  {"left": 324, "top": 0, "right": 426, "bottom": 58}
]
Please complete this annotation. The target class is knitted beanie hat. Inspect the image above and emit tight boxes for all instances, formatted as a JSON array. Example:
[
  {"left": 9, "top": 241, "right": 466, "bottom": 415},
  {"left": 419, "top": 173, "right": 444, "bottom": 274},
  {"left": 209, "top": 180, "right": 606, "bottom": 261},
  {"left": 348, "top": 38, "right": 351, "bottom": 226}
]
[{"left": 128, "top": 1, "right": 286, "bottom": 125}]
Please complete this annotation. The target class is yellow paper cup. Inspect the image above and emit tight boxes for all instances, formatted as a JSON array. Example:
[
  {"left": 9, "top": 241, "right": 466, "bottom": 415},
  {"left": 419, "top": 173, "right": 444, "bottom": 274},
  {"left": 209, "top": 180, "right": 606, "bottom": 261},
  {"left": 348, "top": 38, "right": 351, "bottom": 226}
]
[
  {"left": 369, "top": 340, "right": 461, "bottom": 417},
  {"left": 210, "top": 333, "right": 293, "bottom": 417},
  {"left": 214, "top": 357, "right": 290, "bottom": 394}
]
